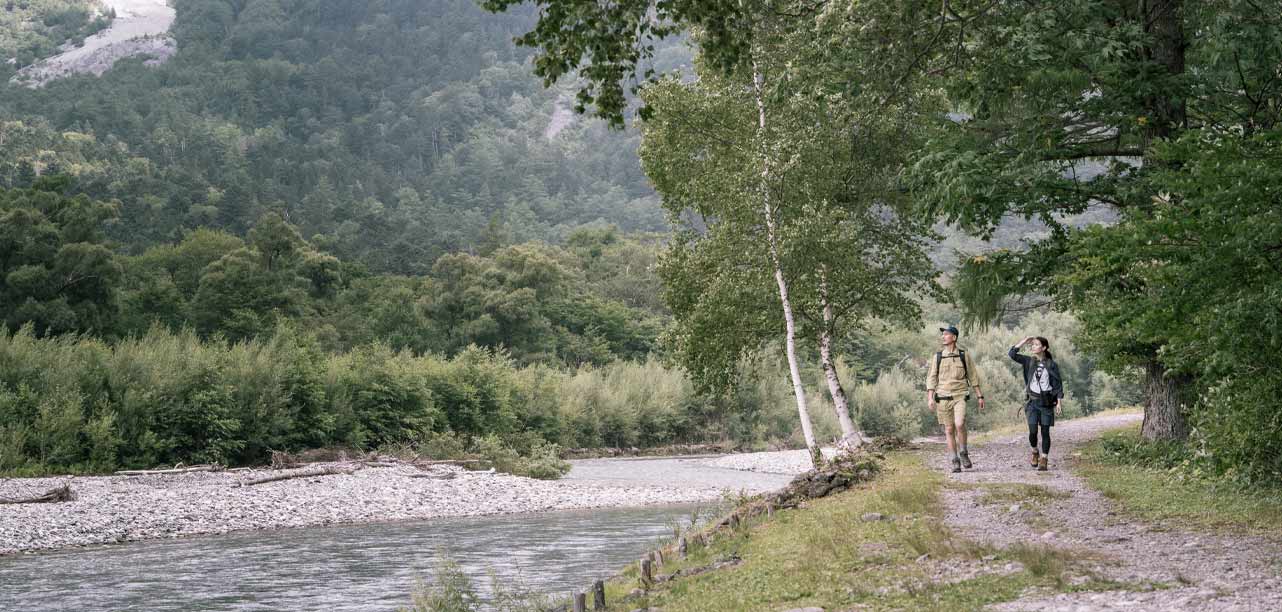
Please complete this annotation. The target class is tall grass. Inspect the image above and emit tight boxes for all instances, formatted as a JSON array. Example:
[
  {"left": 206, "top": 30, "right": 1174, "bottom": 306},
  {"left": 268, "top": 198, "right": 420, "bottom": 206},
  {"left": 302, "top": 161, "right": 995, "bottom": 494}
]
[{"left": 0, "top": 325, "right": 805, "bottom": 474}]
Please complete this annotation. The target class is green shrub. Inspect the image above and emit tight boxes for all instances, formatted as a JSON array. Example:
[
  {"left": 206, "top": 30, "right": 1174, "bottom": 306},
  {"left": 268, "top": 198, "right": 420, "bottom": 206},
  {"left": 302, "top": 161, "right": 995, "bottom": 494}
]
[
  {"left": 403, "top": 561, "right": 480, "bottom": 612},
  {"left": 326, "top": 345, "right": 438, "bottom": 448},
  {"left": 1191, "top": 376, "right": 1282, "bottom": 486},
  {"left": 471, "top": 434, "right": 521, "bottom": 474},
  {"left": 471, "top": 434, "right": 570, "bottom": 480},
  {"left": 0, "top": 424, "right": 30, "bottom": 472},
  {"left": 159, "top": 370, "right": 244, "bottom": 465},
  {"left": 415, "top": 430, "right": 469, "bottom": 460},
  {"left": 34, "top": 387, "right": 84, "bottom": 467},
  {"left": 84, "top": 407, "right": 122, "bottom": 470},
  {"left": 514, "top": 439, "right": 571, "bottom": 480}
]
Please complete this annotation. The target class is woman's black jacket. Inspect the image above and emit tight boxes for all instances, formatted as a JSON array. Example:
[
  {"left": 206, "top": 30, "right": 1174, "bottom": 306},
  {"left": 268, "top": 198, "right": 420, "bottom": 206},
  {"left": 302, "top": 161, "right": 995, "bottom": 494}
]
[{"left": 1008, "top": 346, "right": 1064, "bottom": 405}]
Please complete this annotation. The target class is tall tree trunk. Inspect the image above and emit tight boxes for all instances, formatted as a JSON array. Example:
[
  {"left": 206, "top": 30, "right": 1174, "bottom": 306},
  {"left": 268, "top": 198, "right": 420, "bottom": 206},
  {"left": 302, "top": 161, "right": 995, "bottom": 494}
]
[
  {"left": 1134, "top": 1, "right": 1189, "bottom": 443},
  {"left": 1141, "top": 360, "right": 1190, "bottom": 441},
  {"left": 819, "top": 267, "right": 861, "bottom": 446},
  {"left": 1141, "top": 0, "right": 1187, "bottom": 143},
  {"left": 752, "top": 62, "right": 819, "bottom": 467}
]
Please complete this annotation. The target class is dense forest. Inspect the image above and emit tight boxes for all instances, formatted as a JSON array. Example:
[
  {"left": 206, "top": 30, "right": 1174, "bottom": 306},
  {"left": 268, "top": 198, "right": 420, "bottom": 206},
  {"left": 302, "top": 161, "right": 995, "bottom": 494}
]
[{"left": 0, "top": 0, "right": 678, "bottom": 271}]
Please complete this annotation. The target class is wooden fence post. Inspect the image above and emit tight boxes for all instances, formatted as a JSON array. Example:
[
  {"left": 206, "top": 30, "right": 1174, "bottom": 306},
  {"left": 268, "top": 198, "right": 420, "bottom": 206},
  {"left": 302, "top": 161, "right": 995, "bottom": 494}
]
[
  {"left": 592, "top": 580, "right": 606, "bottom": 610},
  {"left": 573, "top": 592, "right": 586, "bottom": 612},
  {"left": 678, "top": 536, "right": 688, "bottom": 558},
  {"left": 639, "top": 558, "right": 653, "bottom": 588}
]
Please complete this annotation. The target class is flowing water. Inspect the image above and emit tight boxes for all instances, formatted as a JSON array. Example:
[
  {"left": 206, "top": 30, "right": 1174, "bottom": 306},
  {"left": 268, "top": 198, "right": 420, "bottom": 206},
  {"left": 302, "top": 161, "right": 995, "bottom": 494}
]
[{"left": 0, "top": 456, "right": 795, "bottom": 611}]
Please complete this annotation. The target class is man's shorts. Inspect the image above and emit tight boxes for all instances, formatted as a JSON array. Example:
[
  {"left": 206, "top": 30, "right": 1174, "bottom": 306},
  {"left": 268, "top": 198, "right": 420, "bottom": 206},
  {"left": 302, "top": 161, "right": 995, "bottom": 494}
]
[{"left": 935, "top": 397, "right": 966, "bottom": 427}]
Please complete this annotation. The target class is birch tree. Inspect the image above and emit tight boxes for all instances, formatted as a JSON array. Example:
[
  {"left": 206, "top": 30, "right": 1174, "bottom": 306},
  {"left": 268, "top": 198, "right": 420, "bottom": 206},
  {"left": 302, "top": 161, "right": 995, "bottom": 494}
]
[{"left": 643, "top": 14, "right": 938, "bottom": 460}]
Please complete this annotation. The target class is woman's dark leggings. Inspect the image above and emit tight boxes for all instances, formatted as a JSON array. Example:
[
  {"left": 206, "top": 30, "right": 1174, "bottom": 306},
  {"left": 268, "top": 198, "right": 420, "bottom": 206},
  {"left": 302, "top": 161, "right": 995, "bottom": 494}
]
[{"left": 1029, "top": 423, "right": 1051, "bottom": 454}]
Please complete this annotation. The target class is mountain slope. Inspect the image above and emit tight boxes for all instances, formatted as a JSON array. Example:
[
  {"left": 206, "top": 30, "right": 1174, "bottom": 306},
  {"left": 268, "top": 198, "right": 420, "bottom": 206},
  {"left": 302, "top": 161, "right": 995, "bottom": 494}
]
[{"left": 0, "top": 0, "right": 676, "bottom": 273}]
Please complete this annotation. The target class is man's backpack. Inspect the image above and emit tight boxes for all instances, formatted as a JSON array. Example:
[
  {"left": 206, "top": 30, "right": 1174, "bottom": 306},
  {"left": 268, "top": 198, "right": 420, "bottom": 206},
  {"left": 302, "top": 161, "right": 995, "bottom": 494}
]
[{"left": 935, "top": 349, "right": 969, "bottom": 383}]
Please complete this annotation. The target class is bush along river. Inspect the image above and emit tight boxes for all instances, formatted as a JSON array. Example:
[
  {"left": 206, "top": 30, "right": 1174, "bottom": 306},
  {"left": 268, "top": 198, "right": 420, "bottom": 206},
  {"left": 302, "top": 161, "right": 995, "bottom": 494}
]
[{"left": 0, "top": 452, "right": 805, "bottom": 611}]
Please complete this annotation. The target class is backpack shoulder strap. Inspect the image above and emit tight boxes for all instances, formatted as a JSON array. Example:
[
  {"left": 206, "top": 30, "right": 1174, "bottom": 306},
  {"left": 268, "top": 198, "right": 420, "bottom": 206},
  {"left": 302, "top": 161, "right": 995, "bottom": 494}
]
[
  {"left": 959, "top": 349, "right": 969, "bottom": 381},
  {"left": 935, "top": 351, "right": 942, "bottom": 373}
]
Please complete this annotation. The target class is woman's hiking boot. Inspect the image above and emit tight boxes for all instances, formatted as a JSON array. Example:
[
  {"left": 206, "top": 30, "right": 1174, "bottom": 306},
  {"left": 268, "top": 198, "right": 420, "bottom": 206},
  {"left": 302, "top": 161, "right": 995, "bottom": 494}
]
[
  {"left": 951, "top": 457, "right": 962, "bottom": 473},
  {"left": 1031, "top": 450, "right": 1040, "bottom": 468},
  {"left": 1037, "top": 456, "right": 1048, "bottom": 471},
  {"left": 960, "top": 450, "right": 973, "bottom": 469}
]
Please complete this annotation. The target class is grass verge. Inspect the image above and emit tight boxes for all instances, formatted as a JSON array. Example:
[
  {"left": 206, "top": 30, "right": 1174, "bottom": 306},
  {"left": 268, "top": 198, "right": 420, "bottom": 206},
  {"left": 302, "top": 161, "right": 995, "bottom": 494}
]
[
  {"left": 602, "top": 452, "right": 1123, "bottom": 612},
  {"left": 1075, "top": 425, "right": 1282, "bottom": 535}
]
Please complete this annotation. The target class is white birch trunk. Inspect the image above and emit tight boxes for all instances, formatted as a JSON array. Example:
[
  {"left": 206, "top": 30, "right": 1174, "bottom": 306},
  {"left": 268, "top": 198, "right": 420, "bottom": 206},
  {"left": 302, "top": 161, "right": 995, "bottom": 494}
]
[
  {"left": 752, "top": 62, "right": 819, "bottom": 467},
  {"left": 819, "top": 266, "right": 863, "bottom": 449}
]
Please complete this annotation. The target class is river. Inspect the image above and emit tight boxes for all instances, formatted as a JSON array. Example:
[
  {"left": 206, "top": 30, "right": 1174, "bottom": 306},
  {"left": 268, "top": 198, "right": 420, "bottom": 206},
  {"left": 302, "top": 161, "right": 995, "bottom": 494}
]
[{"left": 0, "top": 455, "right": 795, "bottom": 611}]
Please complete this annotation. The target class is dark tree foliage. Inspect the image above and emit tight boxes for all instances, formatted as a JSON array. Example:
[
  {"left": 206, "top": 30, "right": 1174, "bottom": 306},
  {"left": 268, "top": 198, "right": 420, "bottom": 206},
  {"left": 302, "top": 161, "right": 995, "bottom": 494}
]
[{"left": 0, "top": 178, "right": 122, "bottom": 336}]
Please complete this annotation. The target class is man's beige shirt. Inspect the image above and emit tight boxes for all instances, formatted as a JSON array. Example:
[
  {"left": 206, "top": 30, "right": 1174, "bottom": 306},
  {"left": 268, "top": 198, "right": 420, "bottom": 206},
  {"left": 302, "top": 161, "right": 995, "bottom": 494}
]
[{"left": 926, "top": 347, "right": 983, "bottom": 397}]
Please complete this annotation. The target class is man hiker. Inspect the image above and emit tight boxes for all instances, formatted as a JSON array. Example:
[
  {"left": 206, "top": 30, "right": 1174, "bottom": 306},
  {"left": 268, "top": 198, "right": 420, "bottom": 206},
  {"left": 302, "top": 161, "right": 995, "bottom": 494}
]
[{"left": 926, "top": 325, "right": 985, "bottom": 473}]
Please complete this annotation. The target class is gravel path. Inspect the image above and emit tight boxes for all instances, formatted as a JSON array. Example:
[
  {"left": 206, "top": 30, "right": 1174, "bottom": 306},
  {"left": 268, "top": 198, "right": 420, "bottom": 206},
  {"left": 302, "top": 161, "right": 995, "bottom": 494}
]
[{"left": 928, "top": 411, "right": 1282, "bottom": 611}]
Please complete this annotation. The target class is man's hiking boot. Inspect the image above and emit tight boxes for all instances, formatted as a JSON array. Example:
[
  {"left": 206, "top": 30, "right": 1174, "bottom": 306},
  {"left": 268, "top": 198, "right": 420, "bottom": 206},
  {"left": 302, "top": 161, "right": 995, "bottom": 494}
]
[
  {"left": 951, "top": 457, "right": 962, "bottom": 473},
  {"left": 1031, "top": 450, "right": 1040, "bottom": 468},
  {"left": 960, "top": 450, "right": 973, "bottom": 469},
  {"left": 1038, "top": 456, "right": 1048, "bottom": 471}
]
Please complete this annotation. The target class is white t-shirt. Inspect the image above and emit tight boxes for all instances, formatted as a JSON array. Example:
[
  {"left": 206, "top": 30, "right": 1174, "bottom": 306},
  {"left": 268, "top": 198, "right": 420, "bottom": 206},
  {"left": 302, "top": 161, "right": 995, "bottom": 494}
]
[{"left": 1029, "top": 361, "right": 1052, "bottom": 394}]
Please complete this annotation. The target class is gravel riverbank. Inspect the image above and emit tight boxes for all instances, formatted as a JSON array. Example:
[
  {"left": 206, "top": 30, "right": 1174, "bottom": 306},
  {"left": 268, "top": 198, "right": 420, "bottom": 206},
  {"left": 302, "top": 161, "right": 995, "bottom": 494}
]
[{"left": 0, "top": 451, "right": 810, "bottom": 556}]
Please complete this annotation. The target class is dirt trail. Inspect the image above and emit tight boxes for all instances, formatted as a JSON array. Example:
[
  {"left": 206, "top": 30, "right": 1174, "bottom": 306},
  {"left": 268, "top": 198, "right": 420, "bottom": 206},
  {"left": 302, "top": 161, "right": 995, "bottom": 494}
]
[{"left": 929, "top": 411, "right": 1282, "bottom": 611}]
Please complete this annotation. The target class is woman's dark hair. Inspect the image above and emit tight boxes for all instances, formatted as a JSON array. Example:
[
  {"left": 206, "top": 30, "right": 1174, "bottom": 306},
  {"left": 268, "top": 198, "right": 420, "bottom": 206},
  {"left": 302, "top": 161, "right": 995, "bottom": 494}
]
[{"left": 1036, "top": 337, "right": 1054, "bottom": 361}]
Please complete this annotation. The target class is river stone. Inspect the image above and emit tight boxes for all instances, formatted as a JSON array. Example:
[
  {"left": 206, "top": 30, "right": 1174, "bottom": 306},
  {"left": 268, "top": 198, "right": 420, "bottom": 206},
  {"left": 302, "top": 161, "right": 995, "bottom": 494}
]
[{"left": 861, "top": 512, "right": 885, "bottom": 522}]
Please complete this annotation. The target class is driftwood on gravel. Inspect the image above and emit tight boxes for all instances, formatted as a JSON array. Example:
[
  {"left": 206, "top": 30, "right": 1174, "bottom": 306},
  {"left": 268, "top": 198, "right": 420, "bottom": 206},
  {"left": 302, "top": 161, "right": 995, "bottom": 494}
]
[
  {"left": 235, "top": 466, "right": 358, "bottom": 487},
  {"left": 115, "top": 464, "right": 223, "bottom": 476},
  {"left": 0, "top": 484, "right": 74, "bottom": 504}
]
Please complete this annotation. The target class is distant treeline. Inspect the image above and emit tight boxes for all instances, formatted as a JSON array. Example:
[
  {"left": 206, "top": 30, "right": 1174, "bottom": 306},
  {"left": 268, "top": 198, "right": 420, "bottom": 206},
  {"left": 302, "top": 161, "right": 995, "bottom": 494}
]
[{"left": 0, "top": 179, "right": 663, "bottom": 365}]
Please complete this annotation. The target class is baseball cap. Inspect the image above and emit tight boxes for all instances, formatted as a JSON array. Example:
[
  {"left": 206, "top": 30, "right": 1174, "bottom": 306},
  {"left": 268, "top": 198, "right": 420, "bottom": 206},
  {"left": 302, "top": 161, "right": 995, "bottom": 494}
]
[{"left": 939, "top": 325, "right": 960, "bottom": 336}]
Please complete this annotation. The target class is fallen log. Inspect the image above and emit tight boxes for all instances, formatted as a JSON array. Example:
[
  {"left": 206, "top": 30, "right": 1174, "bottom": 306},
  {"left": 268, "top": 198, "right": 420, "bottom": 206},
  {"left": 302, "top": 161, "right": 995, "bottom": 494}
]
[
  {"left": 115, "top": 464, "right": 222, "bottom": 476},
  {"left": 235, "top": 466, "right": 357, "bottom": 487},
  {"left": 407, "top": 472, "right": 457, "bottom": 480},
  {"left": 0, "top": 484, "right": 74, "bottom": 504}
]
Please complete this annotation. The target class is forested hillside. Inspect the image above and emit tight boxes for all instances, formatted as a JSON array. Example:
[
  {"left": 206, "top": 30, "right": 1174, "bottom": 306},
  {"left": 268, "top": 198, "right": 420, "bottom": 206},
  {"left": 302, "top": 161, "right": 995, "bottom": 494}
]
[{"left": 0, "top": 0, "right": 677, "bottom": 272}]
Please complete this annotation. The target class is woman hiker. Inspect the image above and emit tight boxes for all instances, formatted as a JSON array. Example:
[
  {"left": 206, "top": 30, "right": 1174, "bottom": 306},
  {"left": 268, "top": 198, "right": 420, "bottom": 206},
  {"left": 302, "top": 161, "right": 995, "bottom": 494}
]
[{"left": 1009, "top": 336, "right": 1064, "bottom": 471}]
